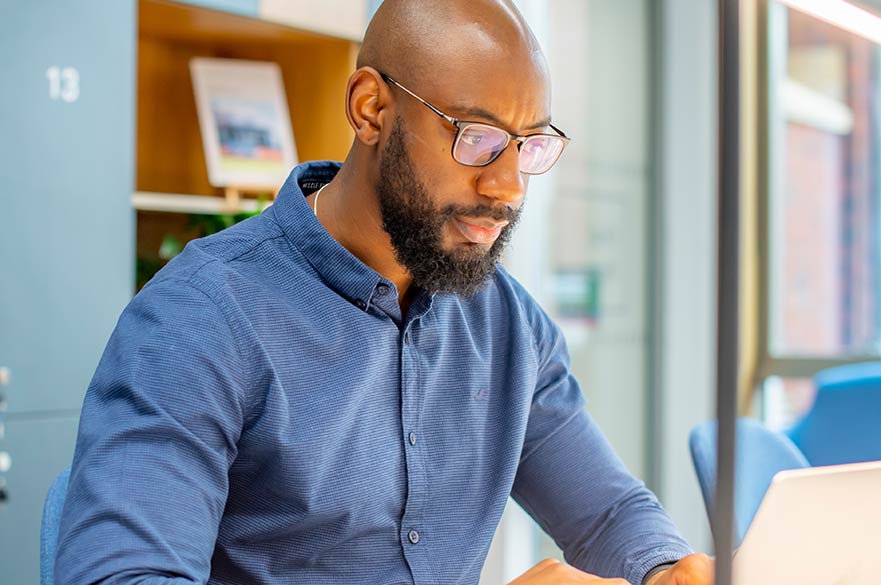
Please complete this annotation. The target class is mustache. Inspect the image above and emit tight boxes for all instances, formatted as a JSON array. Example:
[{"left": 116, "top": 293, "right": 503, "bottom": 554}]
[{"left": 439, "top": 203, "right": 521, "bottom": 223}]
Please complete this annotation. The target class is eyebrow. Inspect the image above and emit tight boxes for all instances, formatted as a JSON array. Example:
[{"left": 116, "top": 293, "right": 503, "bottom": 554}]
[{"left": 450, "top": 105, "right": 552, "bottom": 134}]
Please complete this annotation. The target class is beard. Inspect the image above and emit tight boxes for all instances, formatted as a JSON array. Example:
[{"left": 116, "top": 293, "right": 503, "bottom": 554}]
[{"left": 375, "top": 117, "right": 521, "bottom": 296}]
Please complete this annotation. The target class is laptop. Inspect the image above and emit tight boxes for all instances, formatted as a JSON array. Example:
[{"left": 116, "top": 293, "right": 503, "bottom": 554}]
[{"left": 733, "top": 460, "right": 881, "bottom": 585}]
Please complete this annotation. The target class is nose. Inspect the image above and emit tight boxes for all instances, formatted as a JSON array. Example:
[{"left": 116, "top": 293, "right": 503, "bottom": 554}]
[{"left": 475, "top": 142, "right": 527, "bottom": 206}]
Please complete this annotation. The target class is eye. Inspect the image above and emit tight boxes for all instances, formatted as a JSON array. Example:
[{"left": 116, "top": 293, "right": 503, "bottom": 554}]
[
  {"left": 460, "top": 132, "right": 484, "bottom": 147},
  {"left": 522, "top": 139, "right": 545, "bottom": 154}
]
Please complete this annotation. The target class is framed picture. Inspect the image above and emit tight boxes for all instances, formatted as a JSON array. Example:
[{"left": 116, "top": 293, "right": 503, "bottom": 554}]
[{"left": 190, "top": 57, "right": 297, "bottom": 189}]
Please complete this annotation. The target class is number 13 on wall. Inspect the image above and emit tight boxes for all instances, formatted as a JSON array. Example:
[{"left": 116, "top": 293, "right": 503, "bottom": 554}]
[{"left": 46, "top": 66, "right": 80, "bottom": 103}]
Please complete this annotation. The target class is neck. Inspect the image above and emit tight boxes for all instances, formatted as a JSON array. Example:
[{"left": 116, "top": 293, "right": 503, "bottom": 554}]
[{"left": 310, "top": 156, "right": 415, "bottom": 305}]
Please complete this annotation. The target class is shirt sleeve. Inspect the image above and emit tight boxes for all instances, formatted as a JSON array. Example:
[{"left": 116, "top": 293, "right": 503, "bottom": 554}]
[
  {"left": 55, "top": 277, "right": 250, "bottom": 585},
  {"left": 511, "top": 305, "right": 693, "bottom": 585}
]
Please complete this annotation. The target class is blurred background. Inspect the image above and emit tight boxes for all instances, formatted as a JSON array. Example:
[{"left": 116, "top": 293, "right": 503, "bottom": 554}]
[{"left": 2, "top": 0, "right": 880, "bottom": 583}]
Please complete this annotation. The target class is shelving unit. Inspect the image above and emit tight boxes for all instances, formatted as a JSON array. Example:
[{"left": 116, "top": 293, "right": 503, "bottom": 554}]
[
  {"left": 135, "top": 0, "right": 360, "bottom": 283},
  {"left": 132, "top": 191, "right": 272, "bottom": 214}
]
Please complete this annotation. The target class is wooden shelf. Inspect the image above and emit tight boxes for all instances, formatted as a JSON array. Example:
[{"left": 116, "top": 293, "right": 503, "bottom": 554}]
[
  {"left": 137, "top": 0, "right": 358, "bottom": 196},
  {"left": 132, "top": 191, "right": 272, "bottom": 215},
  {"left": 140, "top": 0, "right": 353, "bottom": 44},
  {"left": 135, "top": 0, "right": 359, "bottom": 286}
]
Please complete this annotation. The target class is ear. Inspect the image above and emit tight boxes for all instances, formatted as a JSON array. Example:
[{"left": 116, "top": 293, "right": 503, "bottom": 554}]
[{"left": 346, "top": 67, "right": 388, "bottom": 147}]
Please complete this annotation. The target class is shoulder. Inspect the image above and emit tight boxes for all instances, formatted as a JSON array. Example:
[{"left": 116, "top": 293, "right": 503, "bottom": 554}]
[
  {"left": 142, "top": 210, "right": 309, "bottom": 324},
  {"left": 488, "top": 265, "right": 560, "bottom": 352},
  {"left": 150, "top": 213, "right": 283, "bottom": 290},
  {"left": 128, "top": 216, "right": 285, "bottom": 354},
  {"left": 121, "top": 276, "right": 239, "bottom": 359},
  {"left": 438, "top": 265, "right": 562, "bottom": 359}
]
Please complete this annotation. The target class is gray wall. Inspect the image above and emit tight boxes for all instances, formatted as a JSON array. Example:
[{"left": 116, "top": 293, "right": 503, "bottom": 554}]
[{"left": 653, "top": 0, "right": 718, "bottom": 552}]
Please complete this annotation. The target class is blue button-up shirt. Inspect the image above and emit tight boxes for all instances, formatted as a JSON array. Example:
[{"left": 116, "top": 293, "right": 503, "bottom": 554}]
[{"left": 57, "top": 161, "right": 692, "bottom": 585}]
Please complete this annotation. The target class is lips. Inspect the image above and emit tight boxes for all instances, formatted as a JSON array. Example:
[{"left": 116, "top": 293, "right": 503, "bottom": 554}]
[{"left": 453, "top": 217, "right": 508, "bottom": 245}]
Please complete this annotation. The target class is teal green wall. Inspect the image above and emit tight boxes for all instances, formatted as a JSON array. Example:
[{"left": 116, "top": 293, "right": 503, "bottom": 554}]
[{"left": 0, "top": 1, "right": 136, "bottom": 582}]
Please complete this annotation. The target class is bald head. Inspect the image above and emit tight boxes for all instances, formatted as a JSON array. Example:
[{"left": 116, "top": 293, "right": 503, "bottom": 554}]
[
  {"left": 327, "top": 1, "right": 560, "bottom": 298},
  {"left": 357, "top": 0, "right": 548, "bottom": 98}
]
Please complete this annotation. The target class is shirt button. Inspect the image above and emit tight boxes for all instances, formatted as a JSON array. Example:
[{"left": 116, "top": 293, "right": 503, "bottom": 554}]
[
  {"left": 377, "top": 283, "right": 390, "bottom": 295},
  {"left": 404, "top": 332, "right": 411, "bottom": 345},
  {"left": 354, "top": 299, "right": 366, "bottom": 310},
  {"left": 408, "top": 529, "right": 420, "bottom": 544},
  {"left": 408, "top": 432, "right": 417, "bottom": 446}
]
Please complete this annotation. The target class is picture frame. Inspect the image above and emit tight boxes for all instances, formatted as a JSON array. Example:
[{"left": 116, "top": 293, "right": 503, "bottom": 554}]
[{"left": 189, "top": 57, "right": 298, "bottom": 189}]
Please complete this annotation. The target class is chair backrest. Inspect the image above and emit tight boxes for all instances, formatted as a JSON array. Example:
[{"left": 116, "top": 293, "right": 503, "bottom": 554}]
[
  {"left": 689, "top": 418, "right": 809, "bottom": 546},
  {"left": 786, "top": 362, "right": 881, "bottom": 466},
  {"left": 41, "top": 466, "right": 71, "bottom": 585}
]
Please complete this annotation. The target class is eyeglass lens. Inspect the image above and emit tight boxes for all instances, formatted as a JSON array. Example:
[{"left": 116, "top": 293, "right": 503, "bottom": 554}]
[
  {"left": 519, "top": 135, "right": 565, "bottom": 175},
  {"left": 453, "top": 124, "right": 565, "bottom": 174}
]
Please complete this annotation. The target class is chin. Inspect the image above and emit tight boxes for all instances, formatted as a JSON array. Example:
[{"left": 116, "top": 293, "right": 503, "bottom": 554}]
[
  {"left": 443, "top": 225, "right": 494, "bottom": 254},
  {"left": 445, "top": 239, "right": 493, "bottom": 258}
]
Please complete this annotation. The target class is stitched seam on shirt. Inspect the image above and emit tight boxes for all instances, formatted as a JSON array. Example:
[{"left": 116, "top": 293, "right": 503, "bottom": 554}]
[
  {"left": 494, "top": 270, "right": 543, "bottom": 357},
  {"left": 223, "top": 233, "right": 288, "bottom": 265},
  {"left": 191, "top": 278, "right": 261, "bottom": 431},
  {"left": 184, "top": 232, "right": 287, "bottom": 275},
  {"left": 517, "top": 407, "right": 583, "bottom": 467},
  {"left": 185, "top": 232, "right": 291, "bottom": 421},
  {"left": 509, "top": 483, "right": 549, "bottom": 533},
  {"left": 162, "top": 276, "right": 252, "bottom": 434},
  {"left": 269, "top": 206, "right": 333, "bottom": 278}
]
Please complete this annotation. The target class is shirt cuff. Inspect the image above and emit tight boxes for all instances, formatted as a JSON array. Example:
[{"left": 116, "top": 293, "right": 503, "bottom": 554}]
[{"left": 642, "top": 562, "right": 676, "bottom": 585}]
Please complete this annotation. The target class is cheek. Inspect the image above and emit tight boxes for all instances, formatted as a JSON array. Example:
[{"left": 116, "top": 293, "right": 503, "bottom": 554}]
[
  {"left": 422, "top": 176, "right": 476, "bottom": 213},
  {"left": 404, "top": 138, "right": 481, "bottom": 207},
  {"left": 433, "top": 168, "right": 483, "bottom": 208}
]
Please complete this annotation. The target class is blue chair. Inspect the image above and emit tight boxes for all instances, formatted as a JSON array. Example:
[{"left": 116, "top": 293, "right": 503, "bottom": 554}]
[
  {"left": 689, "top": 418, "right": 809, "bottom": 546},
  {"left": 41, "top": 466, "right": 71, "bottom": 585},
  {"left": 786, "top": 362, "right": 881, "bottom": 466}
]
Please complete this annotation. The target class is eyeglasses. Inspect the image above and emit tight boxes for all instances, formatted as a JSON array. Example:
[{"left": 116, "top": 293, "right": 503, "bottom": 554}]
[{"left": 380, "top": 73, "right": 570, "bottom": 175}]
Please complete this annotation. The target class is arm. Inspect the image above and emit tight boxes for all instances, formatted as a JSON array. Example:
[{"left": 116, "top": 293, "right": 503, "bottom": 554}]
[
  {"left": 55, "top": 277, "right": 250, "bottom": 584},
  {"left": 511, "top": 308, "right": 693, "bottom": 585}
]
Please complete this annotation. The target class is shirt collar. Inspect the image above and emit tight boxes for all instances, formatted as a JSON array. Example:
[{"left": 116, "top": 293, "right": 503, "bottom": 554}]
[{"left": 271, "top": 161, "right": 389, "bottom": 311}]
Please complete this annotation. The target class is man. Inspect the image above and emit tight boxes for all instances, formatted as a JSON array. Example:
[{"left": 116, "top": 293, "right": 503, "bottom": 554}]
[{"left": 57, "top": 1, "right": 713, "bottom": 584}]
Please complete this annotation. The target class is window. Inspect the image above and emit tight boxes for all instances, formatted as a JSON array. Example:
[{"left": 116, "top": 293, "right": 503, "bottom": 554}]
[{"left": 760, "top": 0, "right": 881, "bottom": 422}]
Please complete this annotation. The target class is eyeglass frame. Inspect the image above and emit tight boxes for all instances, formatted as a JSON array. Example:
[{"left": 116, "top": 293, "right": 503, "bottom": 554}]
[{"left": 379, "top": 72, "right": 570, "bottom": 175}]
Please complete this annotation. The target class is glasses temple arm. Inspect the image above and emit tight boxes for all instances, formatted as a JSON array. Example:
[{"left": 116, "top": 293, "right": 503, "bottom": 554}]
[
  {"left": 549, "top": 123, "right": 569, "bottom": 139},
  {"left": 380, "top": 73, "right": 459, "bottom": 126}
]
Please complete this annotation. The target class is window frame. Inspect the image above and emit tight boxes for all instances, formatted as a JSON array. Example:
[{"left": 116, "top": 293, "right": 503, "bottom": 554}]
[{"left": 754, "top": 0, "right": 881, "bottom": 397}]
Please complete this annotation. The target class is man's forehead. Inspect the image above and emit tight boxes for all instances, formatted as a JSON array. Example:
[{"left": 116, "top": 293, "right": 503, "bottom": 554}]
[
  {"left": 446, "top": 103, "right": 552, "bottom": 134},
  {"left": 428, "top": 63, "right": 553, "bottom": 134}
]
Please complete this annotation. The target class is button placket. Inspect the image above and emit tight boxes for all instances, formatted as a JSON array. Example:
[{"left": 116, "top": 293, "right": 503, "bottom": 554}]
[{"left": 398, "top": 320, "right": 430, "bottom": 578}]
